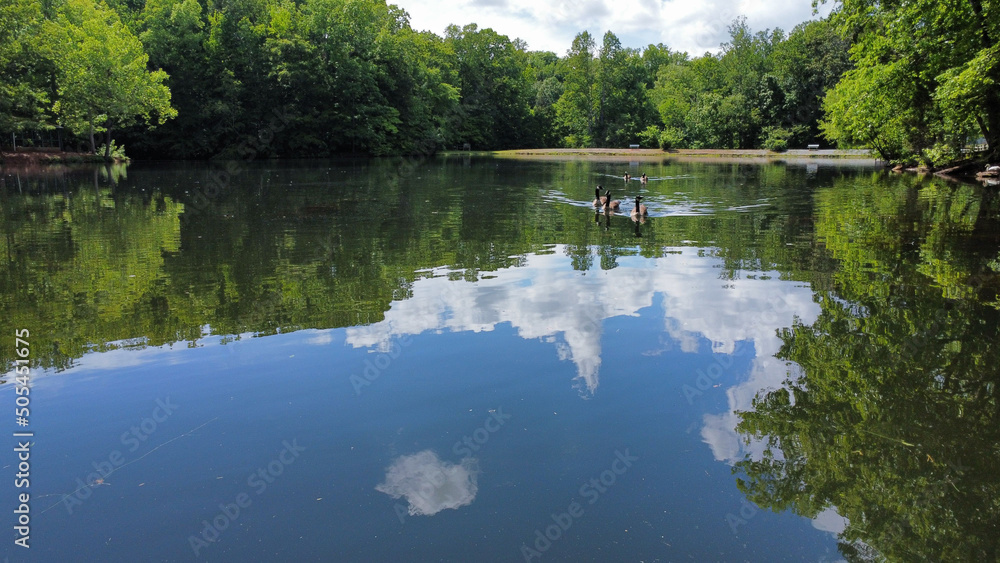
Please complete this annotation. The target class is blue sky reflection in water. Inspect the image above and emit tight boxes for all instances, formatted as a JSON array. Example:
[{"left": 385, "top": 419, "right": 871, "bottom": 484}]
[
  {"left": 9, "top": 155, "right": 997, "bottom": 561},
  {"left": 20, "top": 249, "right": 840, "bottom": 561}
]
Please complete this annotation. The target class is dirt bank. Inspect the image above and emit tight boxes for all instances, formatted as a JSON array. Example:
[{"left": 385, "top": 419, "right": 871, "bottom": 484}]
[{"left": 1, "top": 148, "right": 122, "bottom": 166}]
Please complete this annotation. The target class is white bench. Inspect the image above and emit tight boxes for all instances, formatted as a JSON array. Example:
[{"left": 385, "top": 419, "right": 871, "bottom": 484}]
[
  {"left": 807, "top": 144, "right": 819, "bottom": 150},
  {"left": 629, "top": 144, "right": 640, "bottom": 149}
]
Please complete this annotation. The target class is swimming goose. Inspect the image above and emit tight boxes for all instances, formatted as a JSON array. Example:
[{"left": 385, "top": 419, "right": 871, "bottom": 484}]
[
  {"left": 630, "top": 195, "right": 647, "bottom": 220},
  {"left": 593, "top": 186, "right": 608, "bottom": 207},
  {"left": 604, "top": 189, "right": 620, "bottom": 211},
  {"left": 640, "top": 173, "right": 648, "bottom": 184}
]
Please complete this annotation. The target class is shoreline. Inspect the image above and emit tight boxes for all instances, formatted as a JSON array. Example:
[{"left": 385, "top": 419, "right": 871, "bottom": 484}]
[
  {"left": 490, "top": 148, "right": 875, "bottom": 159},
  {"left": 7, "top": 147, "right": 992, "bottom": 186},
  {"left": 1, "top": 149, "right": 126, "bottom": 166},
  {"left": 5, "top": 147, "right": 872, "bottom": 165}
]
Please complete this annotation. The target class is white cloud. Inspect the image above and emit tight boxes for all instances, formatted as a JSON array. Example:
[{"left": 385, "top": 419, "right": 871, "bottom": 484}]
[
  {"left": 345, "top": 247, "right": 819, "bottom": 402},
  {"left": 393, "top": 0, "right": 833, "bottom": 55},
  {"left": 375, "top": 450, "right": 480, "bottom": 516}
]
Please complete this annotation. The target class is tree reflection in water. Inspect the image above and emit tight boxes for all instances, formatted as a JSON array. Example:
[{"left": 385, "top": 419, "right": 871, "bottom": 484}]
[{"left": 735, "top": 175, "right": 1000, "bottom": 561}]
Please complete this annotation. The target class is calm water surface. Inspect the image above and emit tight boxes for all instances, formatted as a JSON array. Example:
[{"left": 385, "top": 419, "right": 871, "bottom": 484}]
[{"left": 1, "top": 156, "right": 998, "bottom": 562}]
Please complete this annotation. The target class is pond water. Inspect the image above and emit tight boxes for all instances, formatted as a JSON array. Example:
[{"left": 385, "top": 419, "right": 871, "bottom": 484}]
[{"left": 1, "top": 156, "right": 998, "bottom": 561}]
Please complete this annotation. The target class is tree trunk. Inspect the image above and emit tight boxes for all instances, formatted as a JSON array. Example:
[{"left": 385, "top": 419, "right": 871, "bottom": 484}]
[
  {"left": 968, "top": 0, "right": 991, "bottom": 48},
  {"left": 88, "top": 113, "right": 96, "bottom": 154},
  {"left": 104, "top": 124, "right": 113, "bottom": 159},
  {"left": 987, "top": 112, "right": 1000, "bottom": 161}
]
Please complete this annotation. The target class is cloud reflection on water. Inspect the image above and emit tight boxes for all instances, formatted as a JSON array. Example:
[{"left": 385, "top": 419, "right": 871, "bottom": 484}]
[
  {"left": 349, "top": 245, "right": 826, "bottom": 487},
  {"left": 345, "top": 247, "right": 818, "bottom": 409},
  {"left": 375, "top": 450, "right": 480, "bottom": 516}
]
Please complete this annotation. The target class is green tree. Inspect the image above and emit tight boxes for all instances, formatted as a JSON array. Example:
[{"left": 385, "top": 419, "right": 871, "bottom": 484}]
[
  {"left": 0, "top": 0, "right": 51, "bottom": 139},
  {"left": 136, "top": 0, "right": 214, "bottom": 157},
  {"left": 819, "top": 0, "right": 999, "bottom": 164},
  {"left": 523, "top": 50, "right": 562, "bottom": 147},
  {"left": 640, "top": 43, "right": 677, "bottom": 87},
  {"left": 716, "top": 18, "right": 782, "bottom": 148},
  {"left": 821, "top": 63, "right": 910, "bottom": 161},
  {"left": 49, "top": 0, "right": 176, "bottom": 157},
  {"left": 770, "top": 19, "right": 851, "bottom": 147},
  {"left": 594, "top": 31, "right": 652, "bottom": 146},
  {"left": 554, "top": 31, "right": 597, "bottom": 147},
  {"left": 445, "top": 23, "right": 533, "bottom": 150}
]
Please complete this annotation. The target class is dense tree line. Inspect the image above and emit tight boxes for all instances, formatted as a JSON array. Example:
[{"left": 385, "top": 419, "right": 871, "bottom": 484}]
[
  {"left": 645, "top": 18, "right": 851, "bottom": 151},
  {"left": 2, "top": 0, "right": 854, "bottom": 158},
  {"left": 2, "top": 0, "right": 995, "bottom": 162}
]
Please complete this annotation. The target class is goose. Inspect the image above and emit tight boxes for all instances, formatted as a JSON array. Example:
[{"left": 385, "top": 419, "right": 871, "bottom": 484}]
[
  {"left": 603, "top": 189, "right": 620, "bottom": 211},
  {"left": 623, "top": 172, "right": 631, "bottom": 182},
  {"left": 630, "top": 195, "right": 647, "bottom": 220},
  {"left": 640, "top": 173, "right": 648, "bottom": 184},
  {"left": 593, "top": 186, "right": 608, "bottom": 207}
]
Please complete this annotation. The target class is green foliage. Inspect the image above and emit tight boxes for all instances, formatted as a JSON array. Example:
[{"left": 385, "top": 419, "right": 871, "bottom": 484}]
[
  {"left": 636, "top": 125, "right": 684, "bottom": 151},
  {"left": 552, "top": 30, "right": 657, "bottom": 148},
  {"left": 658, "top": 126, "right": 684, "bottom": 150},
  {"left": 529, "top": 75, "right": 563, "bottom": 147},
  {"left": 445, "top": 23, "right": 533, "bottom": 150},
  {"left": 594, "top": 31, "right": 654, "bottom": 146},
  {"left": 128, "top": 0, "right": 466, "bottom": 157},
  {"left": 96, "top": 140, "right": 128, "bottom": 159},
  {"left": 770, "top": 20, "right": 851, "bottom": 146},
  {"left": 0, "top": 0, "right": 51, "bottom": 134},
  {"left": 554, "top": 31, "right": 598, "bottom": 147},
  {"left": 636, "top": 125, "right": 661, "bottom": 149},
  {"left": 646, "top": 17, "right": 849, "bottom": 151},
  {"left": 44, "top": 0, "right": 176, "bottom": 155},
  {"left": 935, "top": 45, "right": 999, "bottom": 124},
  {"left": 635, "top": 123, "right": 684, "bottom": 150},
  {"left": 819, "top": 0, "right": 1000, "bottom": 164},
  {"left": 821, "top": 65, "right": 908, "bottom": 161},
  {"left": 761, "top": 126, "right": 791, "bottom": 152}
]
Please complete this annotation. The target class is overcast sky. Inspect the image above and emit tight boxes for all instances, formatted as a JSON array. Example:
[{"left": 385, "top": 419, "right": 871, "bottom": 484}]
[{"left": 394, "top": 0, "right": 834, "bottom": 56}]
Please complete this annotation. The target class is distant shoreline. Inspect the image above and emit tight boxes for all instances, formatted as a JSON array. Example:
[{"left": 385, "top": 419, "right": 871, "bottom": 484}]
[
  {"left": 1, "top": 147, "right": 877, "bottom": 167},
  {"left": 489, "top": 148, "right": 875, "bottom": 159}
]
